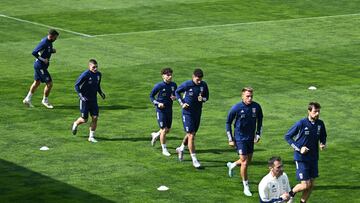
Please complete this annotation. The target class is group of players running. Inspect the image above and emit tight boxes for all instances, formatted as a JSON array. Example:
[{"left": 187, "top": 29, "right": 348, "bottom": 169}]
[{"left": 22, "top": 29, "right": 327, "bottom": 203}]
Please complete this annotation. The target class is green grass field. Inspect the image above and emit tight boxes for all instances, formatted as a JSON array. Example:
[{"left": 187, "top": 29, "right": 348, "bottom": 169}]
[{"left": 1, "top": 0, "right": 360, "bottom": 202}]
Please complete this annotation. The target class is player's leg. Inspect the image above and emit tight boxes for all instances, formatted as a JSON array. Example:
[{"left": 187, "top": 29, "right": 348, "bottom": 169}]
[
  {"left": 227, "top": 141, "right": 248, "bottom": 178},
  {"left": 88, "top": 102, "right": 99, "bottom": 143},
  {"left": 24, "top": 65, "right": 44, "bottom": 107},
  {"left": 240, "top": 153, "right": 252, "bottom": 196},
  {"left": 41, "top": 70, "right": 53, "bottom": 108},
  {"left": 300, "top": 179, "right": 314, "bottom": 203},
  {"left": 161, "top": 110, "right": 173, "bottom": 145},
  {"left": 23, "top": 80, "right": 41, "bottom": 107},
  {"left": 151, "top": 111, "right": 162, "bottom": 146},
  {"left": 188, "top": 132, "right": 200, "bottom": 168},
  {"left": 72, "top": 100, "right": 88, "bottom": 135},
  {"left": 189, "top": 113, "right": 202, "bottom": 168},
  {"left": 300, "top": 161, "right": 318, "bottom": 202},
  {"left": 29, "top": 80, "right": 41, "bottom": 94},
  {"left": 176, "top": 114, "right": 190, "bottom": 161},
  {"left": 88, "top": 115, "right": 98, "bottom": 143},
  {"left": 160, "top": 128, "right": 171, "bottom": 156},
  {"left": 289, "top": 161, "right": 312, "bottom": 200}
]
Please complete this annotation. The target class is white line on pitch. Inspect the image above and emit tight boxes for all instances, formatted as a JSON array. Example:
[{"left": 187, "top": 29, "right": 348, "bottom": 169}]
[
  {"left": 0, "top": 14, "right": 93, "bottom": 37},
  {"left": 93, "top": 13, "right": 360, "bottom": 37}
]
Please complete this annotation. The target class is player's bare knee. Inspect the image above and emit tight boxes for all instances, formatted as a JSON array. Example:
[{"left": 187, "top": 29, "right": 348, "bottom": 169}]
[
  {"left": 302, "top": 181, "right": 312, "bottom": 189},
  {"left": 80, "top": 117, "right": 88, "bottom": 123},
  {"left": 241, "top": 159, "right": 249, "bottom": 167},
  {"left": 188, "top": 133, "right": 195, "bottom": 140},
  {"left": 46, "top": 82, "right": 53, "bottom": 88},
  {"left": 33, "top": 80, "right": 41, "bottom": 87}
]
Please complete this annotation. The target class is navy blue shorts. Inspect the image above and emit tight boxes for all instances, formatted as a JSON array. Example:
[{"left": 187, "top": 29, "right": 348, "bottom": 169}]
[
  {"left": 34, "top": 67, "right": 52, "bottom": 83},
  {"left": 182, "top": 113, "right": 201, "bottom": 133},
  {"left": 235, "top": 140, "right": 254, "bottom": 155},
  {"left": 156, "top": 110, "right": 172, "bottom": 129},
  {"left": 295, "top": 160, "right": 318, "bottom": 181},
  {"left": 80, "top": 100, "right": 99, "bottom": 120}
]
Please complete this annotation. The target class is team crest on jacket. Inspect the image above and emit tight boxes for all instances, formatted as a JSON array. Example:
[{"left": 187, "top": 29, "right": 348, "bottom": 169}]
[{"left": 252, "top": 108, "right": 256, "bottom": 117}]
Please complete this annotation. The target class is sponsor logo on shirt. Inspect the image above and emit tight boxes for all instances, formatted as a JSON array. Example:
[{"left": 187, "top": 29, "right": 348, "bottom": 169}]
[{"left": 188, "top": 88, "right": 193, "bottom": 96}]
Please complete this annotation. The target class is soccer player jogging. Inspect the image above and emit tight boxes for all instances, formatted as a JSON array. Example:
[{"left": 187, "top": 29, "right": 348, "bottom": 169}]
[
  {"left": 225, "top": 87, "right": 263, "bottom": 196},
  {"left": 71, "top": 59, "right": 106, "bottom": 143},
  {"left": 285, "top": 102, "right": 327, "bottom": 203},
  {"left": 149, "top": 68, "right": 177, "bottom": 156},
  {"left": 258, "top": 156, "right": 293, "bottom": 203},
  {"left": 175, "top": 68, "right": 209, "bottom": 168},
  {"left": 23, "top": 29, "right": 59, "bottom": 108}
]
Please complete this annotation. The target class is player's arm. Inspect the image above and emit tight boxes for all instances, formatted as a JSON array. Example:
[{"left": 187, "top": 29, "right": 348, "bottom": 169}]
[
  {"left": 225, "top": 107, "right": 236, "bottom": 145},
  {"left": 32, "top": 40, "right": 48, "bottom": 63},
  {"left": 74, "top": 73, "right": 88, "bottom": 101},
  {"left": 97, "top": 73, "right": 105, "bottom": 99},
  {"left": 170, "top": 83, "right": 177, "bottom": 100},
  {"left": 150, "top": 84, "right": 161, "bottom": 106},
  {"left": 175, "top": 83, "right": 188, "bottom": 108},
  {"left": 320, "top": 122, "right": 327, "bottom": 150},
  {"left": 201, "top": 82, "right": 209, "bottom": 102},
  {"left": 255, "top": 105, "right": 263, "bottom": 143},
  {"left": 284, "top": 121, "right": 302, "bottom": 152}
]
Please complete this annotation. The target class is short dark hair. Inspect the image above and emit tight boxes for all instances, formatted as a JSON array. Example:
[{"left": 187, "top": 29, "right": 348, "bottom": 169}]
[
  {"left": 268, "top": 156, "right": 281, "bottom": 167},
  {"left": 242, "top": 87, "right": 253, "bottom": 93},
  {"left": 161, "top": 67, "right": 173, "bottom": 75},
  {"left": 308, "top": 102, "right": 321, "bottom": 111},
  {"left": 193, "top": 68, "right": 203, "bottom": 78},
  {"left": 48, "top": 29, "right": 59, "bottom": 36},
  {"left": 89, "top": 59, "right": 98, "bottom": 65}
]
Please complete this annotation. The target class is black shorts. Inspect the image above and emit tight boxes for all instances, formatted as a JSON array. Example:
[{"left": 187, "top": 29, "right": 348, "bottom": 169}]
[{"left": 80, "top": 100, "right": 99, "bottom": 119}]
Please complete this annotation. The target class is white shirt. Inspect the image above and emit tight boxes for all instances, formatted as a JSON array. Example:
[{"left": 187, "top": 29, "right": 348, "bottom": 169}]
[{"left": 258, "top": 172, "right": 291, "bottom": 203}]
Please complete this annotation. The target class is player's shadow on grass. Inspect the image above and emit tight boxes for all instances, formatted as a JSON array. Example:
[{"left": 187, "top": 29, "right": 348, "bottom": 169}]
[
  {"left": 196, "top": 148, "right": 265, "bottom": 154},
  {"left": 55, "top": 104, "right": 147, "bottom": 110},
  {"left": 94, "top": 136, "right": 182, "bottom": 142},
  {"left": 315, "top": 185, "right": 360, "bottom": 190},
  {"left": 196, "top": 148, "right": 235, "bottom": 154},
  {"left": 0, "top": 159, "right": 114, "bottom": 202},
  {"left": 198, "top": 159, "right": 229, "bottom": 168}
]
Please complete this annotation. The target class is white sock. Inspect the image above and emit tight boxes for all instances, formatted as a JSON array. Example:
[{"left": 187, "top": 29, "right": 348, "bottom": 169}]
[
  {"left": 161, "top": 144, "right": 167, "bottom": 151},
  {"left": 25, "top": 92, "right": 33, "bottom": 101},
  {"left": 179, "top": 143, "right": 185, "bottom": 151},
  {"left": 89, "top": 130, "right": 95, "bottom": 138},
  {"left": 230, "top": 162, "right": 237, "bottom": 169},
  {"left": 72, "top": 122, "right": 78, "bottom": 130},
  {"left": 190, "top": 153, "right": 197, "bottom": 161},
  {"left": 243, "top": 180, "right": 249, "bottom": 188}
]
